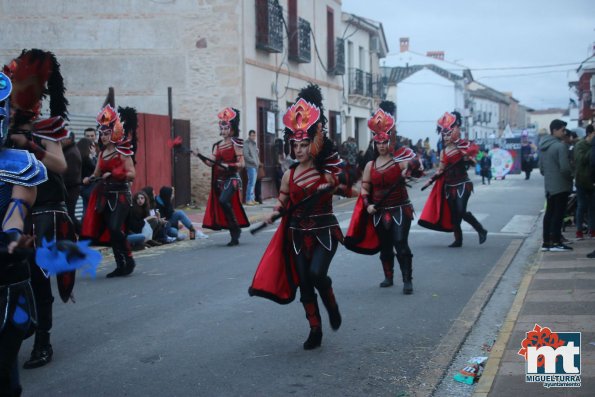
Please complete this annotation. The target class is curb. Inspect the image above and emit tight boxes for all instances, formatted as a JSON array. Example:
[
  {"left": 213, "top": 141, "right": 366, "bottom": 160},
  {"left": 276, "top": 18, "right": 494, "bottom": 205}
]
[
  {"left": 472, "top": 251, "right": 542, "bottom": 397},
  {"left": 412, "top": 239, "right": 523, "bottom": 397}
]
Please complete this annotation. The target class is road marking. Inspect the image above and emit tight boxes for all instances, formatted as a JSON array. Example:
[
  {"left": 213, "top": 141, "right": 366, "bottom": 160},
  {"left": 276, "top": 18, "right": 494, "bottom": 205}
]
[
  {"left": 500, "top": 215, "right": 538, "bottom": 234},
  {"left": 250, "top": 211, "right": 536, "bottom": 238}
]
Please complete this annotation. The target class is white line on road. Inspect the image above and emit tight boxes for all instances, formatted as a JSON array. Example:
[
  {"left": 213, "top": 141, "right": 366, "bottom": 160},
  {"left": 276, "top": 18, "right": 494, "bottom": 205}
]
[{"left": 500, "top": 215, "right": 538, "bottom": 234}]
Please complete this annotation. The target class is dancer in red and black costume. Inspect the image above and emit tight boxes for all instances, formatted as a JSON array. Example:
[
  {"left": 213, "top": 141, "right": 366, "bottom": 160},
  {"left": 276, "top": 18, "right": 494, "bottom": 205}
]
[
  {"left": 3, "top": 49, "right": 78, "bottom": 370},
  {"left": 419, "top": 111, "right": 487, "bottom": 247},
  {"left": 249, "top": 84, "right": 343, "bottom": 350},
  {"left": 198, "top": 107, "right": 249, "bottom": 246},
  {"left": 345, "top": 107, "right": 421, "bottom": 294},
  {"left": 82, "top": 104, "right": 137, "bottom": 277}
]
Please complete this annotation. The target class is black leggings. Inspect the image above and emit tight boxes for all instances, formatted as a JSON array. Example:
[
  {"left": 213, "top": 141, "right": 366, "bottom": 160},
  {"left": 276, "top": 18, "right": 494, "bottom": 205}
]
[
  {"left": 103, "top": 197, "right": 132, "bottom": 257},
  {"left": 218, "top": 179, "right": 240, "bottom": 232},
  {"left": 376, "top": 215, "right": 412, "bottom": 261},
  {"left": 295, "top": 239, "right": 338, "bottom": 302},
  {"left": 446, "top": 187, "right": 471, "bottom": 238}
]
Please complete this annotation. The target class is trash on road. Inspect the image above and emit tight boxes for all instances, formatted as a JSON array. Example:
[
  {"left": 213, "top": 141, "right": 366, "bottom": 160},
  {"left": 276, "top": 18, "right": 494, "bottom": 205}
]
[
  {"left": 453, "top": 356, "right": 488, "bottom": 385},
  {"left": 481, "top": 342, "right": 493, "bottom": 352}
]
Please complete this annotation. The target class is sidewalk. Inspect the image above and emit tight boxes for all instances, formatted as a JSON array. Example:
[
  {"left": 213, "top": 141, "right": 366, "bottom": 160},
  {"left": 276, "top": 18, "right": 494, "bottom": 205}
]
[{"left": 475, "top": 227, "right": 595, "bottom": 396}]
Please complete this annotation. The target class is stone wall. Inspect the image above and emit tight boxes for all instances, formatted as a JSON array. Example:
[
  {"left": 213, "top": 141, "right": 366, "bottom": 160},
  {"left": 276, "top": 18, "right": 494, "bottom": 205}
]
[{"left": 0, "top": 0, "right": 243, "bottom": 204}]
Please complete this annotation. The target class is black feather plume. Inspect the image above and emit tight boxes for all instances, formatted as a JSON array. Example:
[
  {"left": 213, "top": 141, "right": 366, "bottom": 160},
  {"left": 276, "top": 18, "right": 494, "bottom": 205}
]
[
  {"left": 379, "top": 100, "right": 396, "bottom": 117},
  {"left": 118, "top": 106, "right": 138, "bottom": 163},
  {"left": 102, "top": 87, "right": 115, "bottom": 108}
]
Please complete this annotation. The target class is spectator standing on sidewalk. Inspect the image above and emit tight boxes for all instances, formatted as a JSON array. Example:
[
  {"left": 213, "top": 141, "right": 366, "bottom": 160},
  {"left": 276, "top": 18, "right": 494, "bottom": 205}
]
[
  {"left": 574, "top": 125, "right": 595, "bottom": 239},
  {"left": 243, "top": 129, "right": 259, "bottom": 205},
  {"left": 539, "top": 119, "right": 573, "bottom": 251},
  {"left": 588, "top": 126, "right": 595, "bottom": 258}
]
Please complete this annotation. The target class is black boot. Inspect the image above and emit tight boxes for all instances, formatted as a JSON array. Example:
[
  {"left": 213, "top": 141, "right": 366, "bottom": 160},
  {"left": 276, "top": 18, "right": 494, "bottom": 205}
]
[
  {"left": 379, "top": 256, "right": 394, "bottom": 287},
  {"left": 320, "top": 284, "right": 342, "bottom": 331},
  {"left": 303, "top": 327, "right": 322, "bottom": 350},
  {"left": 227, "top": 227, "right": 241, "bottom": 246},
  {"left": 397, "top": 254, "right": 413, "bottom": 295},
  {"left": 448, "top": 229, "right": 463, "bottom": 247},
  {"left": 23, "top": 331, "right": 53, "bottom": 369},
  {"left": 302, "top": 300, "right": 322, "bottom": 350},
  {"left": 106, "top": 248, "right": 126, "bottom": 278},
  {"left": 463, "top": 212, "right": 487, "bottom": 244},
  {"left": 121, "top": 254, "right": 136, "bottom": 276},
  {"left": 222, "top": 203, "right": 240, "bottom": 246}
]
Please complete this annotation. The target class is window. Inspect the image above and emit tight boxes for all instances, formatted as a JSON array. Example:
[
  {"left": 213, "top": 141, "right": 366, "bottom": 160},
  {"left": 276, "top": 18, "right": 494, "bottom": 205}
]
[
  {"left": 288, "top": 0, "right": 297, "bottom": 57},
  {"left": 255, "top": 0, "right": 283, "bottom": 53},
  {"left": 327, "top": 7, "right": 334, "bottom": 73}
]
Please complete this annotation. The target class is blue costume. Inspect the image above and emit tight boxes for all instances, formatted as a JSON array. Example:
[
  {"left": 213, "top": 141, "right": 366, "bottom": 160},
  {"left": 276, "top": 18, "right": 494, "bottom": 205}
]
[{"left": 0, "top": 71, "right": 48, "bottom": 397}]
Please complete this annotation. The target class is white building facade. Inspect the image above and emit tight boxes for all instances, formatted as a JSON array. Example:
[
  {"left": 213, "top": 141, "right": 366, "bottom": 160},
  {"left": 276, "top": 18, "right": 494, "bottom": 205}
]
[
  {"left": 340, "top": 13, "right": 388, "bottom": 150},
  {"left": 381, "top": 40, "right": 470, "bottom": 148},
  {"left": 0, "top": 0, "right": 356, "bottom": 202}
]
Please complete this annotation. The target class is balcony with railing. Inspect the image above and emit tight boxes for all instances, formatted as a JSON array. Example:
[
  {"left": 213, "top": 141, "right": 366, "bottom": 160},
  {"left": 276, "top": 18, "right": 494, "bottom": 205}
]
[
  {"left": 289, "top": 17, "right": 311, "bottom": 63},
  {"left": 333, "top": 38, "right": 345, "bottom": 75},
  {"left": 348, "top": 68, "right": 384, "bottom": 98},
  {"left": 255, "top": 0, "right": 284, "bottom": 53}
]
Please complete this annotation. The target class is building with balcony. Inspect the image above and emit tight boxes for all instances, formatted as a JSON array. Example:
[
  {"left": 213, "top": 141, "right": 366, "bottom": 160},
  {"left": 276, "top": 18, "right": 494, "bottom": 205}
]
[
  {"left": 466, "top": 81, "right": 511, "bottom": 139},
  {"left": 572, "top": 53, "right": 595, "bottom": 126},
  {"left": 340, "top": 13, "right": 388, "bottom": 150},
  {"left": 0, "top": 0, "right": 352, "bottom": 203}
]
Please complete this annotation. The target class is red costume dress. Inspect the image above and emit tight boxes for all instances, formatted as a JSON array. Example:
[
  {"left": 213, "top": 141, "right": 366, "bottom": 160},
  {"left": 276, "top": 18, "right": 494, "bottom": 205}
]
[
  {"left": 345, "top": 146, "right": 416, "bottom": 290},
  {"left": 82, "top": 153, "right": 132, "bottom": 244},
  {"left": 202, "top": 138, "right": 249, "bottom": 232},
  {"left": 419, "top": 112, "right": 486, "bottom": 247},
  {"left": 249, "top": 89, "right": 342, "bottom": 350},
  {"left": 249, "top": 165, "right": 342, "bottom": 303}
]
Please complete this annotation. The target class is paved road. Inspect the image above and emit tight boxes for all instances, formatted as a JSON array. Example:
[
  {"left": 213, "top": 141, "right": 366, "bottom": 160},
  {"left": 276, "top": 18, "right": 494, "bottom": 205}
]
[{"left": 20, "top": 173, "right": 546, "bottom": 396}]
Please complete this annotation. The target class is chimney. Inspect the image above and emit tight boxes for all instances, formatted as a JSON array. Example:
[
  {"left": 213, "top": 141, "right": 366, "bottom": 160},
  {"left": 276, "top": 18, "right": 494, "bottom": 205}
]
[
  {"left": 399, "top": 37, "right": 409, "bottom": 53},
  {"left": 426, "top": 51, "right": 445, "bottom": 60}
]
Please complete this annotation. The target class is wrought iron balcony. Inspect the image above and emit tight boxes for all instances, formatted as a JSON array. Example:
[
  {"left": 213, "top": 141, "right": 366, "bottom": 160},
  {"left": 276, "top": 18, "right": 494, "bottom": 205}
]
[
  {"left": 348, "top": 68, "right": 385, "bottom": 98},
  {"left": 289, "top": 17, "right": 311, "bottom": 63},
  {"left": 255, "top": 0, "right": 283, "bottom": 53},
  {"left": 349, "top": 68, "right": 374, "bottom": 97},
  {"left": 333, "top": 38, "right": 345, "bottom": 75}
]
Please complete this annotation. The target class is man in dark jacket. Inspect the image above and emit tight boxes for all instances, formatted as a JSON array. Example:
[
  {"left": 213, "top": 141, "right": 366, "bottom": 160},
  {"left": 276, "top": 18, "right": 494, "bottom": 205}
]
[
  {"left": 62, "top": 132, "right": 82, "bottom": 228},
  {"left": 243, "top": 130, "right": 259, "bottom": 205},
  {"left": 538, "top": 119, "right": 573, "bottom": 251},
  {"left": 574, "top": 125, "right": 595, "bottom": 239},
  {"left": 586, "top": 124, "right": 595, "bottom": 259}
]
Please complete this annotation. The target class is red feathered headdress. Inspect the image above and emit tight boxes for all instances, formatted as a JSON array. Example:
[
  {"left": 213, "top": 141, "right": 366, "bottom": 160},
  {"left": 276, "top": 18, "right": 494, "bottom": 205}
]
[
  {"left": 368, "top": 108, "right": 395, "bottom": 143},
  {"left": 437, "top": 112, "right": 457, "bottom": 134},
  {"left": 4, "top": 49, "right": 69, "bottom": 140},
  {"left": 96, "top": 105, "right": 132, "bottom": 155}
]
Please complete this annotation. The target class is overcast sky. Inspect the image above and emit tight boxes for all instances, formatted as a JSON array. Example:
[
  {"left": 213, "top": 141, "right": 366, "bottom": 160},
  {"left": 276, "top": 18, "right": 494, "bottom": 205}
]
[{"left": 342, "top": 0, "right": 595, "bottom": 110}]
